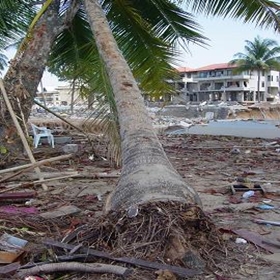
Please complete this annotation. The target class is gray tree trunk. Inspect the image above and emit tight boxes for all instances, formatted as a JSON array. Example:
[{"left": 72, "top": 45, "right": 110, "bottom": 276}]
[
  {"left": 84, "top": 0, "right": 201, "bottom": 211},
  {"left": 0, "top": 0, "right": 79, "bottom": 165}
]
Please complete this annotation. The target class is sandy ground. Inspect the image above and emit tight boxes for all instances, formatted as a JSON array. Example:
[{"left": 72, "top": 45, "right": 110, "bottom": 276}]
[{"left": 1, "top": 132, "right": 280, "bottom": 279}]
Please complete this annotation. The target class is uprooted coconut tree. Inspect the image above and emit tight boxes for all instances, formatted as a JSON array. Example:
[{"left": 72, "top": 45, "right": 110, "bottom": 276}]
[
  {"left": 1, "top": 0, "right": 280, "bottom": 276},
  {"left": 80, "top": 0, "right": 279, "bottom": 275}
]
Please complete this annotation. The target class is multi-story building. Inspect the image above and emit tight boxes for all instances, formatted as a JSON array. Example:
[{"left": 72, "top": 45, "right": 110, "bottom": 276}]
[
  {"left": 35, "top": 85, "right": 83, "bottom": 107},
  {"left": 176, "top": 63, "right": 280, "bottom": 103}
]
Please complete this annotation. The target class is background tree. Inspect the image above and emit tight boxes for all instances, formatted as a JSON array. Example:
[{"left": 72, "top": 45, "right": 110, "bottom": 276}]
[
  {"left": 230, "top": 36, "right": 280, "bottom": 102},
  {"left": 0, "top": 0, "right": 81, "bottom": 166}
]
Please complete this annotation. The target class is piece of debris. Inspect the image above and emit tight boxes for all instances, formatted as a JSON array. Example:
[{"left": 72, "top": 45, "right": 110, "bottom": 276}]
[
  {"left": 235, "top": 238, "right": 247, "bottom": 244},
  {"left": 62, "top": 144, "right": 79, "bottom": 154},
  {"left": 232, "top": 229, "right": 280, "bottom": 253},
  {"left": 254, "top": 219, "right": 280, "bottom": 227},
  {"left": 256, "top": 204, "right": 275, "bottom": 210},
  {"left": 0, "top": 192, "right": 37, "bottom": 202},
  {"left": 0, "top": 262, "right": 20, "bottom": 276},
  {"left": 0, "top": 233, "right": 28, "bottom": 264},
  {"left": 17, "top": 262, "right": 132, "bottom": 278},
  {"left": 230, "top": 148, "right": 241, "bottom": 154},
  {"left": 242, "top": 190, "right": 255, "bottom": 199},
  {"left": 40, "top": 205, "right": 81, "bottom": 219},
  {"left": 43, "top": 238, "right": 203, "bottom": 278},
  {"left": 0, "top": 206, "right": 38, "bottom": 215}
]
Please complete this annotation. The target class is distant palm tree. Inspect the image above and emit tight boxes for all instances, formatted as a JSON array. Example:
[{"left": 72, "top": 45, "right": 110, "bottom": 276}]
[{"left": 230, "top": 36, "right": 280, "bottom": 102}]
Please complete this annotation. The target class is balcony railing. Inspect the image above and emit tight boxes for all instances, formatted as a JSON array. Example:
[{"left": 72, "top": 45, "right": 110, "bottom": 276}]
[
  {"left": 198, "top": 85, "right": 250, "bottom": 92},
  {"left": 194, "top": 74, "right": 251, "bottom": 80}
]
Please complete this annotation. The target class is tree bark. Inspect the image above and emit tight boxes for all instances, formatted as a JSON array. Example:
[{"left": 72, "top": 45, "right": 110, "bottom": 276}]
[
  {"left": 84, "top": 0, "right": 201, "bottom": 210},
  {"left": 0, "top": 0, "right": 79, "bottom": 166}
]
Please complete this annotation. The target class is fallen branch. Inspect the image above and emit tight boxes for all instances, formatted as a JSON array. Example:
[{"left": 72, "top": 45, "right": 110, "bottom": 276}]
[
  {"left": 17, "top": 262, "right": 131, "bottom": 278},
  {"left": 0, "top": 173, "right": 78, "bottom": 194},
  {"left": 254, "top": 219, "right": 280, "bottom": 227},
  {"left": 180, "top": 145, "right": 280, "bottom": 150},
  {"left": 33, "top": 172, "right": 79, "bottom": 183},
  {"left": 27, "top": 171, "right": 120, "bottom": 180},
  {"left": 0, "top": 79, "right": 46, "bottom": 190},
  {"left": 0, "top": 191, "right": 36, "bottom": 200},
  {"left": 0, "top": 154, "right": 73, "bottom": 176},
  {"left": 43, "top": 239, "right": 202, "bottom": 277}
]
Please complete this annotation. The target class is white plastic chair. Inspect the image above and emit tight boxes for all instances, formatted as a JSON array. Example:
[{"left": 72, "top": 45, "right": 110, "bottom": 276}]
[{"left": 31, "top": 123, "right": 55, "bottom": 148}]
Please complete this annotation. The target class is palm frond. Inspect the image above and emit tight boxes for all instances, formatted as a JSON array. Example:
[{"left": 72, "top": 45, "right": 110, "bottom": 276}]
[
  {"left": 182, "top": 0, "right": 280, "bottom": 32},
  {"left": 0, "top": 0, "right": 36, "bottom": 49}
]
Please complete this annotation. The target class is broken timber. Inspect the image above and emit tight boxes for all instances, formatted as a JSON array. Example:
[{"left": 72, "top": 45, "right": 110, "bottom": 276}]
[
  {"left": 0, "top": 154, "right": 73, "bottom": 176},
  {"left": 0, "top": 79, "right": 47, "bottom": 190},
  {"left": 43, "top": 239, "right": 202, "bottom": 277}
]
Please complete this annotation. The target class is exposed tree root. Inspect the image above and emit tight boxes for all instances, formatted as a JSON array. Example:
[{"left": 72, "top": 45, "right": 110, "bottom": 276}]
[{"left": 68, "top": 201, "right": 244, "bottom": 278}]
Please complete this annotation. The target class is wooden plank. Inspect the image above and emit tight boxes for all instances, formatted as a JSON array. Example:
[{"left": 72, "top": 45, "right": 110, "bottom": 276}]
[
  {"left": 0, "top": 191, "right": 36, "bottom": 200},
  {"left": 0, "top": 154, "right": 73, "bottom": 175},
  {"left": 43, "top": 239, "right": 202, "bottom": 277},
  {"left": 233, "top": 229, "right": 280, "bottom": 253},
  {"left": 0, "top": 262, "right": 20, "bottom": 275},
  {"left": 0, "top": 79, "right": 47, "bottom": 190}
]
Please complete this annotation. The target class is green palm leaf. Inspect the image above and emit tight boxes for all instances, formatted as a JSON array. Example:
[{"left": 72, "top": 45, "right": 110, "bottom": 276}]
[
  {"left": 0, "top": 0, "right": 36, "bottom": 49},
  {"left": 182, "top": 0, "right": 280, "bottom": 31}
]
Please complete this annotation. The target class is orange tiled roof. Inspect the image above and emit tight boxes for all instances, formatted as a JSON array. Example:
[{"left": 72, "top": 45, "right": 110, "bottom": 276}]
[
  {"left": 193, "top": 63, "right": 236, "bottom": 72},
  {"left": 176, "top": 66, "right": 194, "bottom": 72},
  {"left": 177, "top": 63, "right": 236, "bottom": 73}
]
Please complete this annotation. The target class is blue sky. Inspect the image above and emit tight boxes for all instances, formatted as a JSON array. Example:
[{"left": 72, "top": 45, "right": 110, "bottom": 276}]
[
  {"left": 3, "top": 13, "right": 280, "bottom": 90},
  {"left": 177, "top": 15, "right": 280, "bottom": 68}
]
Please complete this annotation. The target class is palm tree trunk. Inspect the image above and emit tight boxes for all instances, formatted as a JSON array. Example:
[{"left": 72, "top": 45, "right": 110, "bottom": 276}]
[
  {"left": 0, "top": 0, "right": 79, "bottom": 165},
  {"left": 0, "top": 1, "right": 61, "bottom": 164},
  {"left": 84, "top": 0, "right": 201, "bottom": 211}
]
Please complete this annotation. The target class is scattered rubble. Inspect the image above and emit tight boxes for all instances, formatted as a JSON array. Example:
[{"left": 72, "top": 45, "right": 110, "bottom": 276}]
[{"left": 0, "top": 131, "right": 280, "bottom": 279}]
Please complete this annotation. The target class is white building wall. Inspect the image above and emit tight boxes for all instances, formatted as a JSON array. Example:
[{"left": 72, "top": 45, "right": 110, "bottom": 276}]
[{"left": 177, "top": 65, "right": 280, "bottom": 103}]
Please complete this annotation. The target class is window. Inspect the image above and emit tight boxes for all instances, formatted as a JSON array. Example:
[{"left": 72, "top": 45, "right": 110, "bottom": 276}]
[
  {"left": 199, "top": 72, "right": 207, "bottom": 78},
  {"left": 261, "top": 81, "right": 265, "bottom": 87},
  {"left": 262, "top": 70, "right": 265, "bottom": 76},
  {"left": 227, "top": 70, "right": 232, "bottom": 76},
  {"left": 200, "top": 82, "right": 211, "bottom": 90},
  {"left": 267, "top": 75, "right": 271, "bottom": 82}
]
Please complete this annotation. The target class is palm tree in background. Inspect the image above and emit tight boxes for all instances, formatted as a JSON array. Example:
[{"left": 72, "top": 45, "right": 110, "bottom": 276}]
[{"left": 230, "top": 36, "right": 280, "bottom": 102}]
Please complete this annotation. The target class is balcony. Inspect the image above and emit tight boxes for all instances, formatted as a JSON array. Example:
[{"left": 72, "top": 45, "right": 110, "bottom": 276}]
[
  {"left": 194, "top": 73, "right": 251, "bottom": 81},
  {"left": 267, "top": 81, "right": 279, "bottom": 87},
  {"left": 197, "top": 85, "right": 250, "bottom": 92}
]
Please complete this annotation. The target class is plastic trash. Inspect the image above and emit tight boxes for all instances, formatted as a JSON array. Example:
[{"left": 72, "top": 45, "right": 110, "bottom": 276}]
[
  {"left": 242, "top": 190, "right": 255, "bottom": 199},
  {"left": 230, "top": 148, "right": 241, "bottom": 154},
  {"left": 257, "top": 204, "right": 274, "bottom": 210},
  {"left": 235, "top": 238, "right": 247, "bottom": 244}
]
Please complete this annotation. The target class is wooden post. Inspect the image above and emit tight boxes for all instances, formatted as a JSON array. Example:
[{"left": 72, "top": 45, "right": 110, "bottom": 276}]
[{"left": 0, "top": 79, "right": 48, "bottom": 190}]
